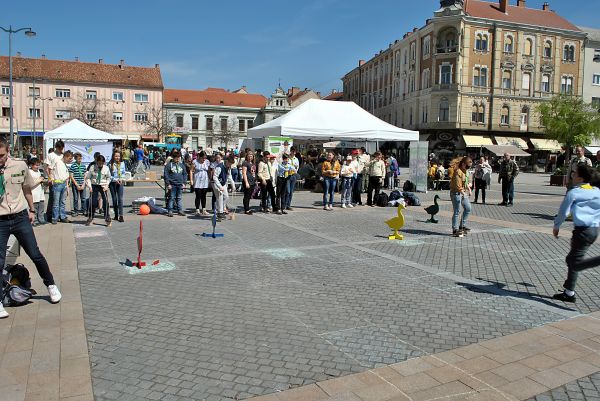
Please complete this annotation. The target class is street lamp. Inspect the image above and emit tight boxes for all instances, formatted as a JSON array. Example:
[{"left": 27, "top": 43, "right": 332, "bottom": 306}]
[{"left": 0, "top": 25, "right": 36, "bottom": 153}]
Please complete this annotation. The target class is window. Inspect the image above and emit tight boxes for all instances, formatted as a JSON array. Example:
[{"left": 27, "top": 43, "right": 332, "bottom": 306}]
[
  {"left": 473, "top": 66, "right": 488, "bottom": 87},
  {"left": 112, "top": 112, "right": 123, "bottom": 121},
  {"left": 421, "top": 69, "right": 430, "bottom": 89},
  {"left": 475, "top": 33, "right": 488, "bottom": 51},
  {"left": 134, "top": 113, "right": 148, "bottom": 122},
  {"left": 593, "top": 74, "right": 600, "bottom": 86},
  {"left": 544, "top": 41, "right": 552, "bottom": 58},
  {"left": 28, "top": 108, "right": 40, "bottom": 118},
  {"left": 410, "top": 43, "right": 416, "bottom": 61},
  {"left": 238, "top": 119, "right": 246, "bottom": 132},
  {"left": 592, "top": 97, "right": 600, "bottom": 111},
  {"left": 502, "top": 70, "right": 512, "bottom": 89},
  {"left": 86, "top": 112, "right": 96, "bottom": 120},
  {"left": 247, "top": 119, "right": 254, "bottom": 129},
  {"left": 471, "top": 104, "right": 479, "bottom": 123},
  {"left": 55, "top": 88, "right": 70, "bottom": 98},
  {"left": 403, "top": 49, "right": 408, "bottom": 65},
  {"left": 2, "top": 107, "right": 10, "bottom": 117},
  {"left": 595, "top": 49, "right": 600, "bottom": 62},
  {"left": 542, "top": 74, "right": 551, "bottom": 92},
  {"left": 112, "top": 91, "right": 124, "bottom": 101},
  {"left": 471, "top": 104, "right": 485, "bottom": 123},
  {"left": 1, "top": 86, "right": 9, "bottom": 96},
  {"left": 500, "top": 105, "right": 510, "bottom": 125},
  {"left": 440, "top": 64, "right": 452, "bottom": 84},
  {"left": 134, "top": 93, "right": 148, "bottom": 102},
  {"left": 421, "top": 104, "right": 428, "bottom": 123},
  {"left": 504, "top": 36, "right": 514, "bottom": 53},
  {"left": 206, "top": 116, "right": 213, "bottom": 131},
  {"left": 522, "top": 72, "right": 531, "bottom": 95},
  {"left": 445, "top": 33, "right": 456, "bottom": 50},
  {"left": 191, "top": 116, "right": 199, "bottom": 130},
  {"left": 422, "top": 37, "right": 431, "bottom": 58},
  {"left": 29, "top": 87, "right": 40, "bottom": 97},
  {"left": 524, "top": 38, "right": 533, "bottom": 56},
  {"left": 563, "top": 45, "right": 575, "bottom": 62},
  {"left": 55, "top": 110, "right": 71, "bottom": 119},
  {"left": 176, "top": 115, "right": 184, "bottom": 128},
  {"left": 220, "top": 117, "right": 228, "bottom": 132},
  {"left": 85, "top": 90, "right": 97, "bottom": 100},
  {"left": 561, "top": 76, "right": 574, "bottom": 94},
  {"left": 439, "top": 99, "right": 449, "bottom": 122}
]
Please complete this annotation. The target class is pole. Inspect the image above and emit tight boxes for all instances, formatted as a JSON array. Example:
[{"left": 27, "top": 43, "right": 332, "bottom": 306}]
[
  {"left": 40, "top": 98, "right": 44, "bottom": 151},
  {"left": 8, "top": 26, "right": 13, "bottom": 153},
  {"left": 32, "top": 80, "right": 36, "bottom": 152}
]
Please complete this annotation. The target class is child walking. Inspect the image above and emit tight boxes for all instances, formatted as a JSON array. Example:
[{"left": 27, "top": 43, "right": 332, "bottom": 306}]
[{"left": 340, "top": 155, "right": 355, "bottom": 208}]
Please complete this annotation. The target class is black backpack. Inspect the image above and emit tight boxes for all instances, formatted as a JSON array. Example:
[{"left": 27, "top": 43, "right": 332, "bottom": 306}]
[
  {"left": 389, "top": 190, "right": 402, "bottom": 201},
  {"left": 376, "top": 192, "right": 389, "bottom": 207},
  {"left": 403, "top": 180, "right": 416, "bottom": 192},
  {"left": 2, "top": 264, "right": 35, "bottom": 307},
  {"left": 403, "top": 192, "right": 421, "bottom": 207}
]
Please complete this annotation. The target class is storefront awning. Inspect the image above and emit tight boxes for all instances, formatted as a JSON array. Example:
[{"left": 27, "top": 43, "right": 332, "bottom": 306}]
[
  {"left": 530, "top": 139, "right": 562, "bottom": 152},
  {"left": 485, "top": 145, "right": 531, "bottom": 157},
  {"left": 494, "top": 136, "right": 527, "bottom": 149},
  {"left": 18, "top": 131, "right": 44, "bottom": 137},
  {"left": 463, "top": 135, "right": 493, "bottom": 147}
]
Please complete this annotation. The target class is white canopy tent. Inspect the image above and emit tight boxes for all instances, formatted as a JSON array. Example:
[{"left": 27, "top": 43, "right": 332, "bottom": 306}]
[{"left": 247, "top": 99, "right": 419, "bottom": 142}]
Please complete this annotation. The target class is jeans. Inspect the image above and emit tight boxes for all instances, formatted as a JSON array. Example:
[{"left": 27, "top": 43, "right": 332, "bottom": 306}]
[
  {"left": 564, "top": 226, "right": 600, "bottom": 291},
  {"left": 285, "top": 174, "right": 297, "bottom": 208},
  {"left": 167, "top": 185, "right": 183, "bottom": 212},
  {"left": 89, "top": 185, "right": 110, "bottom": 222},
  {"left": 34, "top": 201, "right": 46, "bottom": 225},
  {"left": 109, "top": 182, "right": 124, "bottom": 219},
  {"left": 366, "top": 176, "right": 382, "bottom": 206},
  {"left": 341, "top": 177, "right": 353, "bottom": 205},
  {"left": 71, "top": 184, "right": 85, "bottom": 213},
  {"left": 500, "top": 177, "right": 514, "bottom": 204},
  {"left": 231, "top": 168, "right": 239, "bottom": 184},
  {"left": 352, "top": 174, "right": 363, "bottom": 204},
  {"left": 260, "top": 180, "right": 276, "bottom": 211},
  {"left": 474, "top": 178, "right": 487, "bottom": 203},
  {"left": 451, "top": 192, "right": 471, "bottom": 231},
  {"left": 51, "top": 182, "right": 68, "bottom": 222},
  {"left": 323, "top": 177, "right": 337, "bottom": 206},
  {"left": 194, "top": 187, "right": 208, "bottom": 210},
  {"left": 276, "top": 177, "right": 289, "bottom": 211}
]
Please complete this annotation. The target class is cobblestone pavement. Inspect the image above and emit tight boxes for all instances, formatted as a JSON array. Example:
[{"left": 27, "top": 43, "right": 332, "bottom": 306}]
[
  {"left": 72, "top": 172, "right": 600, "bottom": 400},
  {"left": 527, "top": 372, "right": 600, "bottom": 401}
]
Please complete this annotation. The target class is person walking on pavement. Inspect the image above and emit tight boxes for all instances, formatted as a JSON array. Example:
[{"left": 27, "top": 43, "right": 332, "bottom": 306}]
[
  {"left": 366, "top": 152, "right": 385, "bottom": 207},
  {"left": 0, "top": 141, "right": 62, "bottom": 318},
  {"left": 473, "top": 156, "right": 492, "bottom": 204},
  {"left": 552, "top": 164, "right": 600, "bottom": 303},
  {"left": 450, "top": 156, "right": 473, "bottom": 237},
  {"left": 498, "top": 153, "right": 519, "bottom": 207},
  {"left": 44, "top": 140, "right": 71, "bottom": 224},
  {"left": 568, "top": 146, "right": 592, "bottom": 189}
]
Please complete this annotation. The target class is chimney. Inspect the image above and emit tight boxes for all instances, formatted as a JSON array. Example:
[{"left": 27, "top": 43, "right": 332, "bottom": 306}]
[
  {"left": 359, "top": 59, "right": 365, "bottom": 66},
  {"left": 499, "top": 0, "right": 508, "bottom": 13},
  {"left": 288, "top": 87, "right": 300, "bottom": 97},
  {"left": 98, "top": 58, "right": 104, "bottom": 64},
  {"left": 75, "top": 57, "right": 79, "bottom": 62},
  {"left": 119, "top": 59, "right": 125, "bottom": 69},
  {"left": 517, "top": 0, "right": 526, "bottom": 7},
  {"left": 154, "top": 63, "right": 160, "bottom": 68},
  {"left": 542, "top": 2, "right": 549, "bottom": 10},
  {"left": 41, "top": 54, "right": 46, "bottom": 60},
  {"left": 16, "top": 52, "right": 21, "bottom": 57}
]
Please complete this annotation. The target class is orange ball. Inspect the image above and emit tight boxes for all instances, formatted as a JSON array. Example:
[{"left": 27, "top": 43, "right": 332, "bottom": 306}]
[{"left": 139, "top": 204, "right": 150, "bottom": 215}]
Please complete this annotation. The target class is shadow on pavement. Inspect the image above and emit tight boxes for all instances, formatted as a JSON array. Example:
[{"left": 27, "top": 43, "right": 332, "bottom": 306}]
[{"left": 513, "top": 212, "right": 555, "bottom": 221}]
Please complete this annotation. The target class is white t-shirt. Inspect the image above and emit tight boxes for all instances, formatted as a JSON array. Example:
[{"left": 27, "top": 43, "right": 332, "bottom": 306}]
[
  {"left": 28, "top": 169, "right": 45, "bottom": 203},
  {"left": 45, "top": 152, "right": 69, "bottom": 181}
]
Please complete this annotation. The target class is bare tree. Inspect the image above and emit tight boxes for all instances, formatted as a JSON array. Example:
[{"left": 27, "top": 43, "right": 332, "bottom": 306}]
[
  {"left": 213, "top": 117, "right": 241, "bottom": 150},
  {"left": 68, "top": 95, "right": 116, "bottom": 132},
  {"left": 143, "top": 105, "right": 176, "bottom": 143}
]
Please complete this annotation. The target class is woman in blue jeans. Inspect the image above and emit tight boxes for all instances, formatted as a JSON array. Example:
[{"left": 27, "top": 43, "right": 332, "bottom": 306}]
[
  {"left": 449, "top": 156, "right": 473, "bottom": 237},
  {"left": 321, "top": 152, "right": 340, "bottom": 210},
  {"left": 108, "top": 150, "right": 127, "bottom": 222}
]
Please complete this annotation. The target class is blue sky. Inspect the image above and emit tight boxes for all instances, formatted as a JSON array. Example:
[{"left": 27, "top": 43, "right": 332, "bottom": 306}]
[{"left": 3, "top": 0, "right": 598, "bottom": 97}]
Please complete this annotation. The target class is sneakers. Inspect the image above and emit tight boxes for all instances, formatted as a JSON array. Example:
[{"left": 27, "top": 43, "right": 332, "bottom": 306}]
[
  {"left": 553, "top": 291, "right": 576, "bottom": 303},
  {"left": 323, "top": 206, "right": 328, "bottom": 210},
  {"left": 177, "top": 211, "right": 186, "bottom": 216},
  {"left": 168, "top": 212, "right": 173, "bottom": 217},
  {"left": 202, "top": 209, "right": 209, "bottom": 216},
  {"left": 0, "top": 304, "right": 8, "bottom": 318},
  {"left": 47, "top": 285, "right": 62, "bottom": 304},
  {"left": 118, "top": 216, "right": 124, "bottom": 223},
  {"left": 85, "top": 219, "right": 92, "bottom": 226},
  {"left": 286, "top": 207, "right": 294, "bottom": 211},
  {"left": 195, "top": 209, "right": 201, "bottom": 216},
  {"left": 106, "top": 220, "right": 112, "bottom": 227},
  {"left": 348, "top": 204, "right": 354, "bottom": 208},
  {"left": 341, "top": 204, "right": 347, "bottom": 209},
  {"left": 453, "top": 229, "right": 464, "bottom": 237},
  {"left": 460, "top": 227, "right": 471, "bottom": 233}
]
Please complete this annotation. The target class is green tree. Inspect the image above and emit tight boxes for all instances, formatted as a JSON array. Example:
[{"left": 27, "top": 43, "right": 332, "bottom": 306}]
[{"left": 538, "top": 94, "right": 600, "bottom": 156}]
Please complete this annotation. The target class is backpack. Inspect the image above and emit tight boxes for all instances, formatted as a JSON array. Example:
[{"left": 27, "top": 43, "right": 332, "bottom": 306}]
[
  {"left": 2, "top": 264, "right": 35, "bottom": 307},
  {"left": 376, "top": 192, "right": 389, "bottom": 207},
  {"left": 389, "top": 190, "right": 402, "bottom": 201},
  {"left": 403, "top": 192, "right": 421, "bottom": 207},
  {"left": 403, "top": 180, "right": 416, "bottom": 192}
]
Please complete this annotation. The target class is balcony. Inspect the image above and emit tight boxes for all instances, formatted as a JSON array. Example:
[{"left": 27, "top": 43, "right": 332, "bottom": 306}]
[
  {"left": 432, "top": 83, "right": 459, "bottom": 92},
  {"left": 435, "top": 46, "right": 458, "bottom": 55}
]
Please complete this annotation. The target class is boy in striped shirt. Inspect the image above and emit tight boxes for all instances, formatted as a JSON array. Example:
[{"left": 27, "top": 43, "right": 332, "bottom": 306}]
[{"left": 69, "top": 152, "right": 86, "bottom": 216}]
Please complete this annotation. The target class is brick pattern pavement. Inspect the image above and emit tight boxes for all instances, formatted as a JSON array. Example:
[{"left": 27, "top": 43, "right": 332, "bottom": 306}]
[{"left": 527, "top": 372, "right": 600, "bottom": 401}]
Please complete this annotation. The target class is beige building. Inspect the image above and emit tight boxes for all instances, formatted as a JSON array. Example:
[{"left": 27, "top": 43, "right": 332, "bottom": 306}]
[
  {"left": 0, "top": 55, "right": 163, "bottom": 149},
  {"left": 579, "top": 26, "right": 600, "bottom": 109},
  {"left": 343, "top": 0, "right": 586, "bottom": 162}
]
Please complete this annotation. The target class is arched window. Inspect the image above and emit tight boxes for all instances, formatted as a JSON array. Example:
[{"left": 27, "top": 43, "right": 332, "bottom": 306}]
[
  {"left": 439, "top": 99, "right": 449, "bottom": 122},
  {"left": 504, "top": 35, "right": 514, "bottom": 53},
  {"left": 542, "top": 74, "right": 551, "bottom": 93},
  {"left": 446, "top": 33, "right": 456, "bottom": 50},
  {"left": 522, "top": 72, "right": 531, "bottom": 95},
  {"left": 471, "top": 104, "right": 479, "bottom": 123},
  {"left": 564, "top": 45, "right": 575, "bottom": 62},
  {"left": 471, "top": 103, "right": 485, "bottom": 123},
  {"left": 569, "top": 45, "right": 576, "bottom": 61},
  {"left": 520, "top": 106, "right": 530, "bottom": 131},
  {"left": 421, "top": 69, "right": 430, "bottom": 89},
  {"left": 544, "top": 41, "right": 552, "bottom": 58},
  {"left": 502, "top": 70, "right": 512, "bottom": 89},
  {"left": 501, "top": 105, "right": 510, "bottom": 125},
  {"left": 524, "top": 38, "right": 533, "bottom": 56},
  {"left": 482, "top": 34, "right": 488, "bottom": 51}
]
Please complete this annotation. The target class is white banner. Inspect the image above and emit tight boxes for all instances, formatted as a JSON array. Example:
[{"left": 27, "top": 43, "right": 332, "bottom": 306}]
[
  {"left": 409, "top": 141, "right": 429, "bottom": 193},
  {"left": 65, "top": 141, "right": 114, "bottom": 164}
]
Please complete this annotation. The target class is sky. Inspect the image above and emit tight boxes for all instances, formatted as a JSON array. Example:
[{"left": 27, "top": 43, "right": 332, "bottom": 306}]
[{"left": 3, "top": 0, "right": 599, "bottom": 97}]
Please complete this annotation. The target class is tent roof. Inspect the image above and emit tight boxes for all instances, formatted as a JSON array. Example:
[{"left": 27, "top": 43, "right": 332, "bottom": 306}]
[
  {"left": 247, "top": 99, "right": 419, "bottom": 142},
  {"left": 485, "top": 145, "right": 531, "bottom": 157},
  {"left": 45, "top": 119, "right": 122, "bottom": 141}
]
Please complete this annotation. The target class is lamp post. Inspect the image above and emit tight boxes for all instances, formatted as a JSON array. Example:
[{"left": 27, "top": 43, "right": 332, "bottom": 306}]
[
  {"left": 35, "top": 96, "right": 52, "bottom": 152},
  {"left": 0, "top": 25, "right": 36, "bottom": 153}
]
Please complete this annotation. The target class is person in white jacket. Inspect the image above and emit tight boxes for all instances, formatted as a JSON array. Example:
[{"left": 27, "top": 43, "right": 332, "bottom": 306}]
[{"left": 85, "top": 155, "right": 112, "bottom": 227}]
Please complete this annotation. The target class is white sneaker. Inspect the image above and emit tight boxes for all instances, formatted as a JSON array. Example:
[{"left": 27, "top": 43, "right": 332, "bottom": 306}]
[
  {"left": 0, "top": 304, "right": 8, "bottom": 319},
  {"left": 328, "top": 205, "right": 334, "bottom": 210},
  {"left": 348, "top": 204, "right": 354, "bottom": 208},
  {"left": 47, "top": 285, "right": 62, "bottom": 304},
  {"left": 341, "top": 204, "right": 347, "bottom": 208},
  {"left": 195, "top": 209, "right": 201, "bottom": 216}
]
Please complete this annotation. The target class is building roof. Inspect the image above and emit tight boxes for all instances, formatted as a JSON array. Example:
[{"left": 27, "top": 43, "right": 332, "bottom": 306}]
[
  {"left": 164, "top": 88, "right": 267, "bottom": 108},
  {"left": 0, "top": 56, "right": 163, "bottom": 89},
  {"left": 323, "top": 92, "right": 344, "bottom": 101},
  {"left": 464, "top": 0, "right": 581, "bottom": 32},
  {"left": 579, "top": 26, "right": 600, "bottom": 43}
]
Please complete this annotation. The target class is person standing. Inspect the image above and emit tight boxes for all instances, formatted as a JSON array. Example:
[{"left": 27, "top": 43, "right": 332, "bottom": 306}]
[
  {"left": 85, "top": 155, "right": 112, "bottom": 227},
  {"left": 133, "top": 144, "right": 145, "bottom": 175},
  {"left": 450, "top": 156, "right": 473, "bottom": 237},
  {"left": 473, "top": 156, "right": 492, "bottom": 204},
  {"left": 211, "top": 154, "right": 234, "bottom": 220},
  {"left": 28, "top": 157, "right": 46, "bottom": 226},
  {"left": 321, "top": 152, "right": 341, "bottom": 210},
  {"left": 241, "top": 151, "right": 257, "bottom": 215},
  {"left": 340, "top": 156, "right": 355, "bottom": 208},
  {"left": 498, "top": 153, "right": 519, "bottom": 207},
  {"left": 366, "top": 152, "right": 385, "bottom": 207},
  {"left": 358, "top": 148, "right": 371, "bottom": 194},
  {"left": 108, "top": 150, "right": 126, "bottom": 222},
  {"left": 553, "top": 165, "right": 600, "bottom": 302},
  {"left": 69, "top": 152, "right": 86, "bottom": 216},
  {"left": 275, "top": 154, "right": 295, "bottom": 215},
  {"left": 285, "top": 147, "right": 300, "bottom": 211},
  {"left": 0, "top": 142, "right": 62, "bottom": 318},
  {"left": 164, "top": 150, "right": 187, "bottom": 217},
  {"left": 44, "top": 140, "right": 71, "bottom": 224},
  {"left": 191, "top": 151, "right": 210, "bottom": 216},
  {"left": 568, "top": 146, "right": 592, "bottom": 189},
  {"left": 257, "top": 151, "right": 276, "bottom": 213}
]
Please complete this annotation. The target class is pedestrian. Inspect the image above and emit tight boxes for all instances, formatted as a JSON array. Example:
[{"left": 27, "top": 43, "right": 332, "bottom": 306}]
[
  {"left": 340, "top": 155, "right": 355, "bottom": 208},
  {"left": 44, "top": 140, "right": 71, "bottom": 224},
  {"left": 133, "top": 144, "right": 145, "bottom": 175},
  {"left": 69, "top": 152, "right": 86, "bottom": 216},
  {"left": 449, "top": 156, "right": 473, "bottom": 237},
  {"left": 498, "top": 153, "right": 519, "bottom": 206},
  {"left": 275, "top": 154, "right": 294, "bottom": 215},
  {"left": 242, "top": 151, "right": 257, "bottom": 215},
  {"left": 321, "top": 151, "right": 341, "bottom": 210},
  {"left": 359, "top": 147, "right": 371, "bottom": 193},
  {"left": 164, "top": 150, "right": 187, "bottom": 217},
  {"left": 191, "top": 151, "right": 211, "bottom": 216},
  {"left": 386, "top": 153, "right": 398, "bottom": 189},
  {"left": 366, "top": 151, "right": 385, "bottom": 207},
  {"left": 211, "top": 153, "right": 234, "bottom": 221},
  {"left": 553, "top": 164, "right": 600, "bottom": 302},
  {"left": 85, "top": 154, "right": 112, "bottom": 227},
  {"left": 473, "top": 156, "right": 491, "bottom": 204},
  {"left": 594, "top": 150, "right": 600, "bottom": 171},
  {"left": 0, "top": 142, "right": 62, "bottom": 319},
  {"left": 257, "top": 152, "right": 276, "bottom": 213},
  {"left": 108, "top": 150, "right": 126, "bottom": 223},
  {"left": 28, "top": 157, "right": 46, "bottom": 226},
  {"left": 285, "top": 147, "right": 300, "bottom": 211},
  {"left": 568, "top": 146, "right": 592, "bottom": 189}
]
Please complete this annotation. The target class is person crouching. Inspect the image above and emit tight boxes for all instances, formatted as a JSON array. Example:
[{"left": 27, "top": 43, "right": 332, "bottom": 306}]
[{"left": 86, "top": 155, "right": 112, "bottom": 227}]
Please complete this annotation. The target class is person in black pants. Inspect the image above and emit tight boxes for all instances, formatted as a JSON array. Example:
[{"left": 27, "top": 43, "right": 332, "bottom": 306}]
[
  {"left": 258, "top": 152, "right": 276, "bottom": 213},
  {"left": 241, "top": 151, "right": 257, "bottom": 214},
  {"left": 473, "top": 156, "right": 491, "bottom": 204}
]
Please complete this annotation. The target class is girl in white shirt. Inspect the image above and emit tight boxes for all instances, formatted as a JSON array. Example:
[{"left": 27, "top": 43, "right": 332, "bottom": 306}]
[
  {"left": 191, "top": 152, "right": 211, "bottom": 216},
  {"left": 340, "top": 156, "right": 355, "bottom": 208}
]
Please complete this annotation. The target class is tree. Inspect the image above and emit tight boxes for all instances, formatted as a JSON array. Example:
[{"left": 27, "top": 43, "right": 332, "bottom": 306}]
[
  {"left": 68, "top": 95, "right": 116, "bottom": 132},
  {"left": 143, "top": 105, "right": 175, "bottom": 143},
  {"left": 538, "top": 94, "right": 600, "bottom": 155},
  {"left": 213, "top": 117, "right": 241, "bottom": 150}
]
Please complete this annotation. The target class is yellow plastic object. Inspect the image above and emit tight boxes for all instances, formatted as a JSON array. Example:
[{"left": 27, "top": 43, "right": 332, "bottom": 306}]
[{"left": 385, "top": 204, "right": 406, "bottom": 241}]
